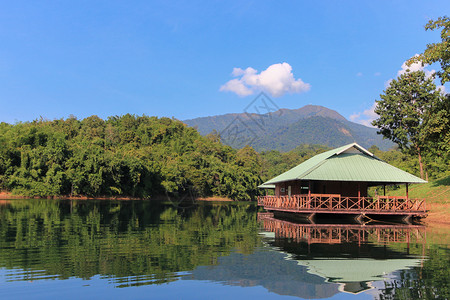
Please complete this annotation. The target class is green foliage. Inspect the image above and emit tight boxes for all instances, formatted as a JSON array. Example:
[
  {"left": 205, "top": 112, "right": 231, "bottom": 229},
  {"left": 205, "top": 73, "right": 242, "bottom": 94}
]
[
  {"left": 372, "top": 70, "right": 443, "bottom": 178},
  {"left": 421, "top": 94, "right": 450, "bottom": 176},
  {"left": 409, "top": 16, "right": 450, "bottom": 84},
  {"left": 373, "top": 71, "right": 440, "bottom": 152},
  {"left": 0, "top": 115, "right": 263, "bottom": 200}
]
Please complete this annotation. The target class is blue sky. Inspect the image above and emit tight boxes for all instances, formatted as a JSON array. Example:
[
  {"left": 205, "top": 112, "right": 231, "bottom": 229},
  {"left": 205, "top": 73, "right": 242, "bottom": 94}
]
[{"left": 0, "top": 1, "right": 448, "bottom": 125}]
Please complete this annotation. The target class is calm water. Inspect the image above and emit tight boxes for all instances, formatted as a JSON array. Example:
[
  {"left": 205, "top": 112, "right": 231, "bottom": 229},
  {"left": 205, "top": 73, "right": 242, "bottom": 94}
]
[{"left": 0, "top": 199, "right": 448, "bottom": 300}]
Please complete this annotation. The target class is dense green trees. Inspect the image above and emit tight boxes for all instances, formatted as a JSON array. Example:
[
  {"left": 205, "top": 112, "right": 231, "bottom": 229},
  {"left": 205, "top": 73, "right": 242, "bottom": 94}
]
[
  {"left": 0, "top": 115, "right": 262, "bottom": 200},
  {"left": 0, "top": 111, "right": 446, "bottom": 200}
]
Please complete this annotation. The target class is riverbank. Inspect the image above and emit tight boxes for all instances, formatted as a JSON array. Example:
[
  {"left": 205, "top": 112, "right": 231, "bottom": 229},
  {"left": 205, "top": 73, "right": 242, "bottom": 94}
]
[
  {"left": 0, "top": 191, "right": 234, "bottom": 202},
  {"left": 197, "top": 196, "right": 233, "bottom": 202},
  {"left": 422, "top": 202, "right": 450, "bottom": 226},
  {"left": 0, "top": 191, "right": 143, "bottom": 201}
]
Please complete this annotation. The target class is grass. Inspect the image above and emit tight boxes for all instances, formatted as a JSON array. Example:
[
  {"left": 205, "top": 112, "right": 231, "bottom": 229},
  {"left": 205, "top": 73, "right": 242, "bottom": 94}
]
[
  {"left": 382, "top": 175, "right": 450, "bottom": 224},
  {"left": 385, "top": 175, "right": 450, "bottom": 204}
]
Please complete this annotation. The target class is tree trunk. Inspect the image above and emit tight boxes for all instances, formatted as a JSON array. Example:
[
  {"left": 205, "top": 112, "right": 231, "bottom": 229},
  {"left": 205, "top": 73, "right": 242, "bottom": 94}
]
[{"left": 417, "top": 147, "right": 424, "bottom": 179}]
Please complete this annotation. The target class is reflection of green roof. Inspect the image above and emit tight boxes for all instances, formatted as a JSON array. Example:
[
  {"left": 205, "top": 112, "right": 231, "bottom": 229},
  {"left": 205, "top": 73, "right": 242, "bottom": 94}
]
[
  {"left": 298, "top": 258, "right": 422, "bottom": 283},
  {"left": 263, "top": 143, "right": 426, "bottom": 185},
  {"left": 298, "top": 257, "right": 422, "bottom": 294}
]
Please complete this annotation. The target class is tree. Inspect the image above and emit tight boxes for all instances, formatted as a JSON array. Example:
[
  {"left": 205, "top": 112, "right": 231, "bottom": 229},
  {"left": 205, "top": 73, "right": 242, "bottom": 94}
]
[
  {"left": 372, "top": 70, "right": 441, "bottom": 179},
  {"left": 420, "top": 93, "right": 450, "bottom": 176},
  {"left": 408, "top": 16, "right": 450, "bottom": 84}
]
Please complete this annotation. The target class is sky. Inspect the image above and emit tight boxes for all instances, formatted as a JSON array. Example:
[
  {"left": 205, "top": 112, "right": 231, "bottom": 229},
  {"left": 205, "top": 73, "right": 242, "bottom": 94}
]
[{"left": 0, "top": 1, "right": 449, "bottom": 126}]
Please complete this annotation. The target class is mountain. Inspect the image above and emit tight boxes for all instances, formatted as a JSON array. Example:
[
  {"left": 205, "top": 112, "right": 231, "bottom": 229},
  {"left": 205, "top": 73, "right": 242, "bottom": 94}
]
[{"left": 183, "top": 105, "right": 394, "bottom": 151}]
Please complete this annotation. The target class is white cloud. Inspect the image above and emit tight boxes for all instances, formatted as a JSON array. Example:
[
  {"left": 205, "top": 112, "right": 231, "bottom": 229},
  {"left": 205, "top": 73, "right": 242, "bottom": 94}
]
[
  {"left": 349, "top": 102, "right": 378, "bottom": 128},
  {"left": 219, "top": 79, "right": 253, "bottom": 97},
  {"left": 384, "top": 55, "right": 436, "bottom": 89},
  {"left": 397, "top": 54, "right": 435, "bottom": 79},
  {"left": 374, "top": 72, "right": 381, "bottom": 76},
  {"left": 220, "top": 62, "right": 311, "bottom": 97},
  {"left": 356, "top": 72, "right": 363, "bottom": 77},
  {"left": 437, "top": 85, "right": 447, "bottom": 95}
]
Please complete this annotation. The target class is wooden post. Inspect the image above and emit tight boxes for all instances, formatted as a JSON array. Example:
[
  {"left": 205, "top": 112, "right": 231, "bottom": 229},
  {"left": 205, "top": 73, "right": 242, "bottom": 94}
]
[
  {"left": 406, "top": 183, "right": 409, "bottom": 199},
  {"left": 308, "top": 181, "right": 311, "bottom": 198},
  {"left": 383, "top": 184, "right": 386, "bottom": 196},
  {"left": 358, "top": 182, "right": 361, "bottom": 199},
  {"left": 308, "top": 181, "right": 311, "bottom": 209}
]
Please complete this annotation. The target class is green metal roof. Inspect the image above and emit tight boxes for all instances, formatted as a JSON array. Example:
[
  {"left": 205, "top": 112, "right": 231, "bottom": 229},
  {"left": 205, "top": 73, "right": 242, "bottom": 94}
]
[
  {"left": 263, "top": 143, "right": 426, "bottom": 185},
  {"left": 258, "top": 183, "right": 276, "bottom": 189}
]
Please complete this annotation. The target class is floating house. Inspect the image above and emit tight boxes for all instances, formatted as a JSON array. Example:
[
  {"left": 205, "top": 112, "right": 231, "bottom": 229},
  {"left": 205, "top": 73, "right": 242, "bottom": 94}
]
[{"left": 258, "top": 143, "right": 427, "bottom": 221}]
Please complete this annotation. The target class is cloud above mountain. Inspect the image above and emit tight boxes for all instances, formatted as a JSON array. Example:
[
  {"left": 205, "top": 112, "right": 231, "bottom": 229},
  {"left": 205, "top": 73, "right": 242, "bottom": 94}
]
[
  {"left": 349, "top": 102, "right": 378, "bottom": 128},
  {"left": 220, "top": 62, "right": 311, "bottom": 97}
]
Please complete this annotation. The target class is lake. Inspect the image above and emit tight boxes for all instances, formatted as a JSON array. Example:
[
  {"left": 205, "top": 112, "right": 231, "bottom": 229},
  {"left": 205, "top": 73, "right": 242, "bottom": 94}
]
[{"left": 0, "top": 199, "right": 448, "bottom": 299}]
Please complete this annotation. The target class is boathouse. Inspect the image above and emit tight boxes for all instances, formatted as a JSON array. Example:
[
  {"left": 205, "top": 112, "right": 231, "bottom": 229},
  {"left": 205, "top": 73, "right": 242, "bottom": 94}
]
[{"left": 258, "top": 143, "right": 427, "bottom": 221}]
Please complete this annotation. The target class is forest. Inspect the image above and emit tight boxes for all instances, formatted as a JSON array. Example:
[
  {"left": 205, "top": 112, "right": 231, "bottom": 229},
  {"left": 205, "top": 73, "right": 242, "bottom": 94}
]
[
  {"left": 0, "top": 113, "right": 446, "bottom": 201},
  {"left": 0, "top": 115, "right": 262, "bottom": 200}
]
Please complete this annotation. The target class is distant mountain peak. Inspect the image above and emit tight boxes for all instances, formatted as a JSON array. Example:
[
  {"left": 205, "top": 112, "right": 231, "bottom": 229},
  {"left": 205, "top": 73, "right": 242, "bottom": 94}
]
[
  {"left": 183, "top": 104, "right": 393, "bottom": 151},
  {"left": 277, "top": 105, "right": 347, "bottom": 122}
]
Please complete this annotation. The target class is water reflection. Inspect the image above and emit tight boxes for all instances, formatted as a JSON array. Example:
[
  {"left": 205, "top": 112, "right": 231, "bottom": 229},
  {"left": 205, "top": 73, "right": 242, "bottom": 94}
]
[
  {"left": 0, "top": 199, "right": 260, "bottom": 287},
  {"left": 0, "top": 200, "right": 447, "bottom": 299},
  {"left": 257, "top": 212, "right": 428, "bottom": 295}
]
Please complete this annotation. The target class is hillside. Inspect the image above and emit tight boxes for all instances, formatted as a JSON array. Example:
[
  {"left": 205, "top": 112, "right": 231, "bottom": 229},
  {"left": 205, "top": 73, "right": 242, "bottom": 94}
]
[
  {"left": 384, "top": 176, "right": 450, "bottom": 224},
  {"left": 184, "top": 105, "right": 394, "bottom": 151}
]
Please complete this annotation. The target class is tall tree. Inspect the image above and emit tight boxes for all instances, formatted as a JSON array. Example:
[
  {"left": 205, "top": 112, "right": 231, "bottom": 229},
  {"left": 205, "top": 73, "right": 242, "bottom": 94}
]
[
  {"left": 408, "top": 16, "right": 450, "bottom": 84},
  {"left": 421, "top": 93, "right": 450, "bottom": 176},
  {"left": 372, "top": 70, "right": 441, "bottom": 179}
]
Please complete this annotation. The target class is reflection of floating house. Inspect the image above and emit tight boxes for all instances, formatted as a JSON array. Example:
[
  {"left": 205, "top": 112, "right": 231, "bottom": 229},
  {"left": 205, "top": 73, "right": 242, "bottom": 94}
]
[
  {"left": 258, "top": 213, "right": 426, "bottom": 245},
  {"left": 258, "top": 143, "right": 427, "bottom": 221},
  {"left": 257, "top": 214, "right": 426, "bottom": 295}
]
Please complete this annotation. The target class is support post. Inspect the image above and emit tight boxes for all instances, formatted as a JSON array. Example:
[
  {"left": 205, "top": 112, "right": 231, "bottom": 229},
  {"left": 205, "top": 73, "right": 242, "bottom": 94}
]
[
  {"left": 358, "top": 182, "right": 361, "bottom": 199},
  {"left": 308, "top": 181, "right": 311, "bottom": 198},
  {"left": 383, "top": 184, "right": 386, "bottom": 196},
  {"left": 406, "top": 183, "right": 409, "bottom": 199}
]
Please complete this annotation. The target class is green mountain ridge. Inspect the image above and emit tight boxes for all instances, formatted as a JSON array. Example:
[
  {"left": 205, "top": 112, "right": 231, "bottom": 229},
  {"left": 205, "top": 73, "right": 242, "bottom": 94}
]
[{"left": 184, "top": 105, "right": 394, "bottom": 151}]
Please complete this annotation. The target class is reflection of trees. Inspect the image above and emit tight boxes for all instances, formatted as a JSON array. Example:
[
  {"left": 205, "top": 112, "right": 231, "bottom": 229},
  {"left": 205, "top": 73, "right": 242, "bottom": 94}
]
[
  {"left": 375, "top": 245, "right": 449, "bottom": 300},
  {"left": 0, "top": 200, "right": 260, "bottom": 287}
]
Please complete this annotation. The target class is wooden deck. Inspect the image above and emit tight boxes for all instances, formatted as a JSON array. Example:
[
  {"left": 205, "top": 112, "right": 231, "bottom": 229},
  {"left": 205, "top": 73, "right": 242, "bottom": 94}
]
[
  {"left": 257, "top": 194, "right": 427, "bottom": 217},
  {"left": 258, "top": 213, "right": 426, "bottom": 245}
]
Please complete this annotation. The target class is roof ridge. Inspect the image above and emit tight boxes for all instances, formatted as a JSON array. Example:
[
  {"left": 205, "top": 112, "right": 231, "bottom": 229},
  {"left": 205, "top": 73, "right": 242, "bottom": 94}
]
[
  {"left": 296, "top": 143, "right": 367, "bottom": 179},
  {"left": 261, "top": 143, "right": 425, "bottom": 185}
]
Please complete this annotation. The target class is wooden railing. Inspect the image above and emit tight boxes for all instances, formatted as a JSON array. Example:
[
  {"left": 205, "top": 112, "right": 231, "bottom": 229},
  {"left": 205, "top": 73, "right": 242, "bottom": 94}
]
[
  {"left": 257, "top": 213, "right": 426, "bottom": 245},
  {"left": 257, "top": 194, "right": 426, "bottom": 213}
]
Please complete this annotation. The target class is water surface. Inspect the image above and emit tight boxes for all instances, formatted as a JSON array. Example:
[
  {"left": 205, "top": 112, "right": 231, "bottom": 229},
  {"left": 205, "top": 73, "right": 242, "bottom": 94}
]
[{"left": 0, "top": 199, "right": 448, "bottom": 299}]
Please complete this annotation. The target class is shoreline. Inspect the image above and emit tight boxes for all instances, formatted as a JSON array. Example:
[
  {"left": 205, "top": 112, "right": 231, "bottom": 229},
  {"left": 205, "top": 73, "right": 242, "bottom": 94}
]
[
  {"left": 1, "top": 191, "right": 447, "bottom": 224},
  {"left": 0, "top": 191, "right": 234, "bottom": 202}
]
